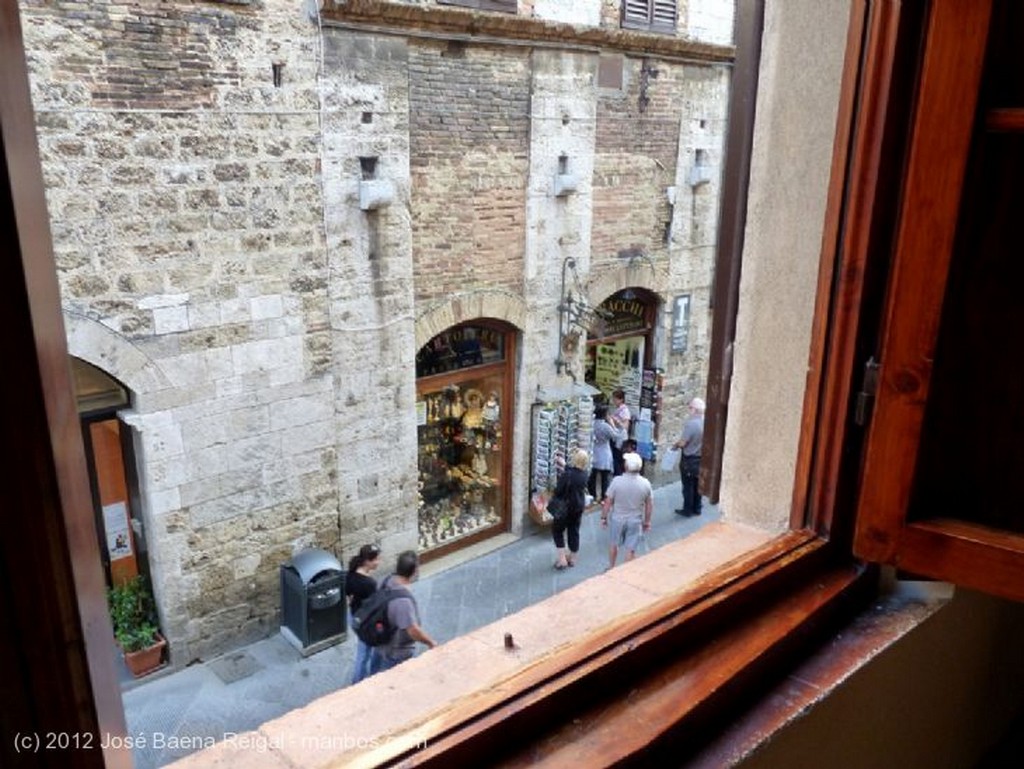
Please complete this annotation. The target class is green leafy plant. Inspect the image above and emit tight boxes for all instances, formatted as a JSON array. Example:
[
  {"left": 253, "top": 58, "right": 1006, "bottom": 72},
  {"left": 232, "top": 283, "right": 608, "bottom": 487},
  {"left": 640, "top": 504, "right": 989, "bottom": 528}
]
[{"left": 107, "top": 576, "right": 160, "bottom": 653}]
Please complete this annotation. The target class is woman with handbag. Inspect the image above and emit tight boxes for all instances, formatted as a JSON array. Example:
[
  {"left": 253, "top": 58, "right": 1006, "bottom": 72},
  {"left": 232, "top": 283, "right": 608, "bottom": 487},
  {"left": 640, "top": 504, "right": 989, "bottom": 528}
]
[{"left": 551, "top": 449, "right": 591, "bottom": 570}]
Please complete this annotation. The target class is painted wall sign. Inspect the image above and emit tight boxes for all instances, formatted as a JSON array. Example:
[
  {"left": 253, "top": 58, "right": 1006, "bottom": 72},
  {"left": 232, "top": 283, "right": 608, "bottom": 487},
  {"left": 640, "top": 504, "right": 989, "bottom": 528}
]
[{"left": 671, "top": 294, "right": 691, "bottom": 353}]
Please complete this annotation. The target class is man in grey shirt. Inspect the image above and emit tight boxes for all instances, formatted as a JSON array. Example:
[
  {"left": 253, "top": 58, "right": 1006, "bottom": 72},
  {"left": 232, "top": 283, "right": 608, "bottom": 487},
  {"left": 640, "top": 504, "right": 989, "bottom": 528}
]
[
  {"left": 601, "top": 452, "right": 654, "bottom": 569},
  {"left": 673, "top": 397, "right": 705, "bottom": 517},
  {"left": 369, "top": 550, "right": 436, "bottom": 674}
]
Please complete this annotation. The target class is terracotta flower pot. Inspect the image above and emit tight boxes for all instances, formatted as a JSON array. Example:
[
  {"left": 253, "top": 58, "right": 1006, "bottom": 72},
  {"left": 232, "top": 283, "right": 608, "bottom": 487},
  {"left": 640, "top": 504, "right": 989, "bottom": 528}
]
[{"left": 123, "top": 633, "right": 166, "bottom": 678}]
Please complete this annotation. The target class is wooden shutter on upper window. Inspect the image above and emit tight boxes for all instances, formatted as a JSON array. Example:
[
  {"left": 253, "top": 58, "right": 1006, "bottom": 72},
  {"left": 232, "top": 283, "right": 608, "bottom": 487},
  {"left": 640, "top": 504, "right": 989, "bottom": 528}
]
[
  {"left": 854, "top": 0, "right": 1024, "bottom": 602},
  {"left": 651, "top": 0, "right": 678, "bottom": 33},
  {"left": 623, "top": 0, "right": 677, "bottom": 34}
]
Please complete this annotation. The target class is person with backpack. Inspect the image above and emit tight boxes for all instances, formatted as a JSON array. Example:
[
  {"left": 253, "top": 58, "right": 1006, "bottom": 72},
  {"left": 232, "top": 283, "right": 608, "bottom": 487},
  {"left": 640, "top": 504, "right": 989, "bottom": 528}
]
[
  {"left": 551, "top": 448, "right": 590, "bottom": 570},
  {"left": 345, "top": 543, "right": 381, "bottom": 685},
  {"left": 366, "top": 550, "right": 436, "bottom": 675}
]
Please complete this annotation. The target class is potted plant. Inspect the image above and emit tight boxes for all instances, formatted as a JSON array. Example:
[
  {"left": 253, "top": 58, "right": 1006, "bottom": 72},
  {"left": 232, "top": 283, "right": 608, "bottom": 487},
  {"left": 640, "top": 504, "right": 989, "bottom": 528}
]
[{"left": 107, "top": 575, "right": 166, "bottom": 677}]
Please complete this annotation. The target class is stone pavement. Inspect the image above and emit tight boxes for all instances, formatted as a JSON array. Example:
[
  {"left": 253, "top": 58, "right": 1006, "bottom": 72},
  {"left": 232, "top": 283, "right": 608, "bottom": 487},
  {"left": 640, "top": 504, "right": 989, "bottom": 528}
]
[{"left": 121, "top": 481, "right": 717, "bottom": 768}]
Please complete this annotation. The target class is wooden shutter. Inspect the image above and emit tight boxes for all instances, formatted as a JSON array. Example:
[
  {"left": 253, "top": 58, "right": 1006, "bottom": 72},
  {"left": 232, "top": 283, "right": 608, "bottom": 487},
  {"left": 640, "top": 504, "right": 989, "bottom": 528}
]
[
  {"left": 651, "top": 0, "right": 678, "bottom": 33},
  {"left": 854, "top": 0, "right": 1024, "bottom": 602},
  {"left": 623, "top": 0, "right": 677, "bottom": 34},
  {"left": 623, "top": 0, "right": 653, "bottom": 30}
]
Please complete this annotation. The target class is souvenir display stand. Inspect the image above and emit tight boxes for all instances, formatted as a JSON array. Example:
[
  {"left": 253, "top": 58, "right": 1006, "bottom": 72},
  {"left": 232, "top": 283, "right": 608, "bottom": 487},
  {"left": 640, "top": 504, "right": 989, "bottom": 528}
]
[
  {"left": 635, "top": 368, "right": 664, "bottom": 462},
  {"left": 528, "top": 383, "right": 599, "bottom": 526}
]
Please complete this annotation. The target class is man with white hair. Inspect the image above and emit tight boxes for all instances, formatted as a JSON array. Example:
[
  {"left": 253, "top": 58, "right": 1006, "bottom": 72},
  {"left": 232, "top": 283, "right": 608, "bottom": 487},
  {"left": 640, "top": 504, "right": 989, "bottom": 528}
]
[
  {"left": 601, "top": 452, "right": 653, "bottom": 569},
  {"left": 673, "top": 397, "right": 706, "bottom": 517}
]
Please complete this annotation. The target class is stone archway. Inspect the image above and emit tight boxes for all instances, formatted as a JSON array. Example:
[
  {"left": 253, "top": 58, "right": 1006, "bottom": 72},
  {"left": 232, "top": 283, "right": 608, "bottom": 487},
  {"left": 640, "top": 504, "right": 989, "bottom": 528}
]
[
  {"left": 414, "top": 289, "right": 528, "bottom": 349},
  {"left": 64, "top": 311, "right": 172, "bottom": 398},
  {"left": 585, "top": 260, "right": 668, "bottom": 308}
]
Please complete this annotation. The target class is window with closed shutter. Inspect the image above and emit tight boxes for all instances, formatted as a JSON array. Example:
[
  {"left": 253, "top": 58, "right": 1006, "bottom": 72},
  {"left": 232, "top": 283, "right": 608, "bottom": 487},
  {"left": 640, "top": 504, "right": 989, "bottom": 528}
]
[{"left": 622, "top": 0, "right": 678, "bottom": 34}]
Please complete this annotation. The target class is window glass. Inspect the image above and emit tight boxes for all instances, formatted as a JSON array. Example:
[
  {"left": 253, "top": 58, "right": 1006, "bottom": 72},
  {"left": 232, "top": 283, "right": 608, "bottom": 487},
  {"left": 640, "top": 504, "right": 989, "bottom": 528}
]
[
  {"left": 417, "top": 372, "right": 507, "bottom": 552},
  {"left": 415, "top": 325, "right": 506, "bottom": 378}
]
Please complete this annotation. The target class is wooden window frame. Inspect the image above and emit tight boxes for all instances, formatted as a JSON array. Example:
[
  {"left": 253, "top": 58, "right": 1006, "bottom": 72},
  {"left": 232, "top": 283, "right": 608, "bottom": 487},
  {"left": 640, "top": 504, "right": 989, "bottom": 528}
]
[
  {"left": 7, "top": 0, "right": 1017, "bottom": 766},
  {"left": 622, "top": 0, "right": 679, "bottom": 35}
]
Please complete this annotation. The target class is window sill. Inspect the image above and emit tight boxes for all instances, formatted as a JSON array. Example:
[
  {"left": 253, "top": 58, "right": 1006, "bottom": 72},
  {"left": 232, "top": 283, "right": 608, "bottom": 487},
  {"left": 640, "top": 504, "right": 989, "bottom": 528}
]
[{"left": 688, "top": 579, "right": 955, "bottom": 767}]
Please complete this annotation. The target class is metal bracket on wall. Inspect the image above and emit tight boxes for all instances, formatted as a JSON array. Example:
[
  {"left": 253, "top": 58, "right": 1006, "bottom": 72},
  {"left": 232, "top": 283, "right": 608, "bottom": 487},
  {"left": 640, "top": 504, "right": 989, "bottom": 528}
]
[{"left": 555, "top": 256, "right": 611, "bottom": 380}]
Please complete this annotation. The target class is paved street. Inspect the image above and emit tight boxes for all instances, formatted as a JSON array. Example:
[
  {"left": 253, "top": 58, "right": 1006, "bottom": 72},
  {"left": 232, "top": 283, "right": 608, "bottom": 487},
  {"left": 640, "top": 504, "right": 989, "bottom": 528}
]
[{"left": 121, "top": 480, "right": 716, "bottom": 768}]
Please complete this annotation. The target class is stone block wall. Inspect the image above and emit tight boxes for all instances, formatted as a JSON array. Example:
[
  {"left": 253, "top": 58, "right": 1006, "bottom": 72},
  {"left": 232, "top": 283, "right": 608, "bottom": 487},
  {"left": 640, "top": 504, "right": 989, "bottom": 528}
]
[
  {"left": 23, "top": 0, "right": 344, "bottom": 661},
  {"left": 318, "top": 30, "right": 420, "bottom": 559}
]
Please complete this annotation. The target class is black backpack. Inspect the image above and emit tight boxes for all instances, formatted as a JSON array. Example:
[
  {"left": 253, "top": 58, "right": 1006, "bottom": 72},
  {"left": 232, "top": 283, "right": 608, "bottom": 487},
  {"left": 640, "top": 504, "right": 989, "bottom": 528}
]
[{"left": 351, "top": 586, "right": 411, "bottom": 647}]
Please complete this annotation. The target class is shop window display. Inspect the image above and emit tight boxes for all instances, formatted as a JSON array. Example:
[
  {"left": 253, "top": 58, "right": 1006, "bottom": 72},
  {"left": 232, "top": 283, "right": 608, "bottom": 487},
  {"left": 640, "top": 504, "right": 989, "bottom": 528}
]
[
  {"left": 415, "top": 323, "right": 513, "bottom": 554},
  {"left": 417, "top": 377, "right": 505, "bottom": 551}
]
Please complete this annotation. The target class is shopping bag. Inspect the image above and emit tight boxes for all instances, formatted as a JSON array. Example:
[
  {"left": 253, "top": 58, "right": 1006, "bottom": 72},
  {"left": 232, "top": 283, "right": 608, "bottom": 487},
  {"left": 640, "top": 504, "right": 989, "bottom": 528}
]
[{"left": 660, "top": 447, "right": 681, "bottom": 472}]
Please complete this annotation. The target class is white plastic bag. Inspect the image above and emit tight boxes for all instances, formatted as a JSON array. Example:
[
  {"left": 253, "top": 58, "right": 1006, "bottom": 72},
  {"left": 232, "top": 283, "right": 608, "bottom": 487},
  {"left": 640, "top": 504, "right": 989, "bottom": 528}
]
[{"left": 660, "top": 447, "right": 681, "bottom": 472}]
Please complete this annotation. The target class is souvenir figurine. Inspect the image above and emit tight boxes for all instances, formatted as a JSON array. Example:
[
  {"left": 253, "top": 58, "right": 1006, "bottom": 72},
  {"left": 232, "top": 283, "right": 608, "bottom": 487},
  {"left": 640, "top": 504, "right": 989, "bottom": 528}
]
[
  {"left": 462, "top": 388, "right": 485, "bottom": 429},
  {"left": 482, "top": 391, "right": 500, "bottom": 423}
]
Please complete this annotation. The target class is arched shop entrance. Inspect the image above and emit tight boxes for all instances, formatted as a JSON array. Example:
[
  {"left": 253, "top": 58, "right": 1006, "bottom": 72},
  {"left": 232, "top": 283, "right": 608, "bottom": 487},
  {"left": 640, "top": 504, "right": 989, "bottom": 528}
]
[
  {"left": 584, "top": 288, "right": 663, "bottom": 460},
  {"left": 71, "top": 357, "right": 149, "bottom": 589},
  {"left": 415, "top": 321, "right": 517, "bottom": 561}
]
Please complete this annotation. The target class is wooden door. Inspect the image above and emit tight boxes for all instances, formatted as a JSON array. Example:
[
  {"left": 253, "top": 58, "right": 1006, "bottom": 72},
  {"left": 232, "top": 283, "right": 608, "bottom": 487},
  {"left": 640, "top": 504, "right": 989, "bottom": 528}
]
[{"left": 88, "top": 419, "right": 139, "bottom": 586}]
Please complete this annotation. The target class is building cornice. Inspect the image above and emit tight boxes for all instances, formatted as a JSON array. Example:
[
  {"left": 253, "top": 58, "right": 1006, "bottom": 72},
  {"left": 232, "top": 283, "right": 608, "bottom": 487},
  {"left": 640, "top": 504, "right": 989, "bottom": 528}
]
[{"left": 320, "top": 0, "right": 735, "bottom": 65}]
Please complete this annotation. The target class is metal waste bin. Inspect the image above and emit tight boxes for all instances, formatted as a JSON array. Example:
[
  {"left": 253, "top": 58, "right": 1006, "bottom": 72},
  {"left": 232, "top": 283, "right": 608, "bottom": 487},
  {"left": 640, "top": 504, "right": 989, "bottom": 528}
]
[{"left": 279, "top": 548, "right": 346, "bottom": 655}]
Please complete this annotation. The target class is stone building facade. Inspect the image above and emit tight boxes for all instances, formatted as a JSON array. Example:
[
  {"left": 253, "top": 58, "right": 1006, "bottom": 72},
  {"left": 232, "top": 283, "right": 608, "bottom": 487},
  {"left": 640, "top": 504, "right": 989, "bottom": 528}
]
[{"left": 20, "top": 0, "right": 733, "bottom": 664}]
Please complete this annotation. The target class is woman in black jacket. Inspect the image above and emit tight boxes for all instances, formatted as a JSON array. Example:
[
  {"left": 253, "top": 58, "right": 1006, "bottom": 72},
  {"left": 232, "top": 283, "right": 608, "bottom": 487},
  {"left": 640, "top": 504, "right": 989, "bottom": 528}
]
[{"left": 552, "top": 448, "right": 591, "bottom": 570}]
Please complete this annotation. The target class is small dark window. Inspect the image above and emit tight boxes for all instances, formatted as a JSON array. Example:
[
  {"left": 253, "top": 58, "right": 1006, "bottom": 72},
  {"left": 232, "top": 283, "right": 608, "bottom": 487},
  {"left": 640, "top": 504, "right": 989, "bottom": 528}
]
[
  {"left": 622, "top": 0, "right": 678, "bottom": 34},
  {"left": 359, "top": 156, "right": 378, "bottom": 180},
  {"left": 437, "top": 0, "right": 518, "bottom": 14}
]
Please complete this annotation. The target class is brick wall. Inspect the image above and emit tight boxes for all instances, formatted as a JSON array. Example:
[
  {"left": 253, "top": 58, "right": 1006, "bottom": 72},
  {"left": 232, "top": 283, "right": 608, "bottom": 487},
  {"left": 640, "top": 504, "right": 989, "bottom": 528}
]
[
  {"left": 409, "top": 42, "right": 530, "bottom": 304},
  {"left": 591, "top": 55, "right": 683, "bottom": 268}
]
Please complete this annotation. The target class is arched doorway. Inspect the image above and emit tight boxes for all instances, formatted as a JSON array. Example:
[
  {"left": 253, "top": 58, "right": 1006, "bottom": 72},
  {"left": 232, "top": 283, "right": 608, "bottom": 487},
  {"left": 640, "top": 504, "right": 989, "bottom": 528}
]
[
  {"left": 414, "top": 321, "right": 517, "bottom": 561},
  {"left": 584, "top": 288, "right": 663, "bottom": 461}
]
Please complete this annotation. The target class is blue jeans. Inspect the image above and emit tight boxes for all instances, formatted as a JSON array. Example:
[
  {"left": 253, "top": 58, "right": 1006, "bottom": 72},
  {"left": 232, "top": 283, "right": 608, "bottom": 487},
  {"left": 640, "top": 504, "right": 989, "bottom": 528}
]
[
  {"left": 350, "top": 638, "right": 373, "bottom": 685},
  {"left": 369, "top": 647, "right": 408, "bottom": 675}
]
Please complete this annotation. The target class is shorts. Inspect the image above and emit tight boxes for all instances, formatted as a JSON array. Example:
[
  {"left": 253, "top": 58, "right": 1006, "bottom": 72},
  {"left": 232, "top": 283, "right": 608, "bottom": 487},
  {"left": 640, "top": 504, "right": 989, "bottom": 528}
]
[{"left": 609, "top": 514, "right": 643, "bottom": 552}]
